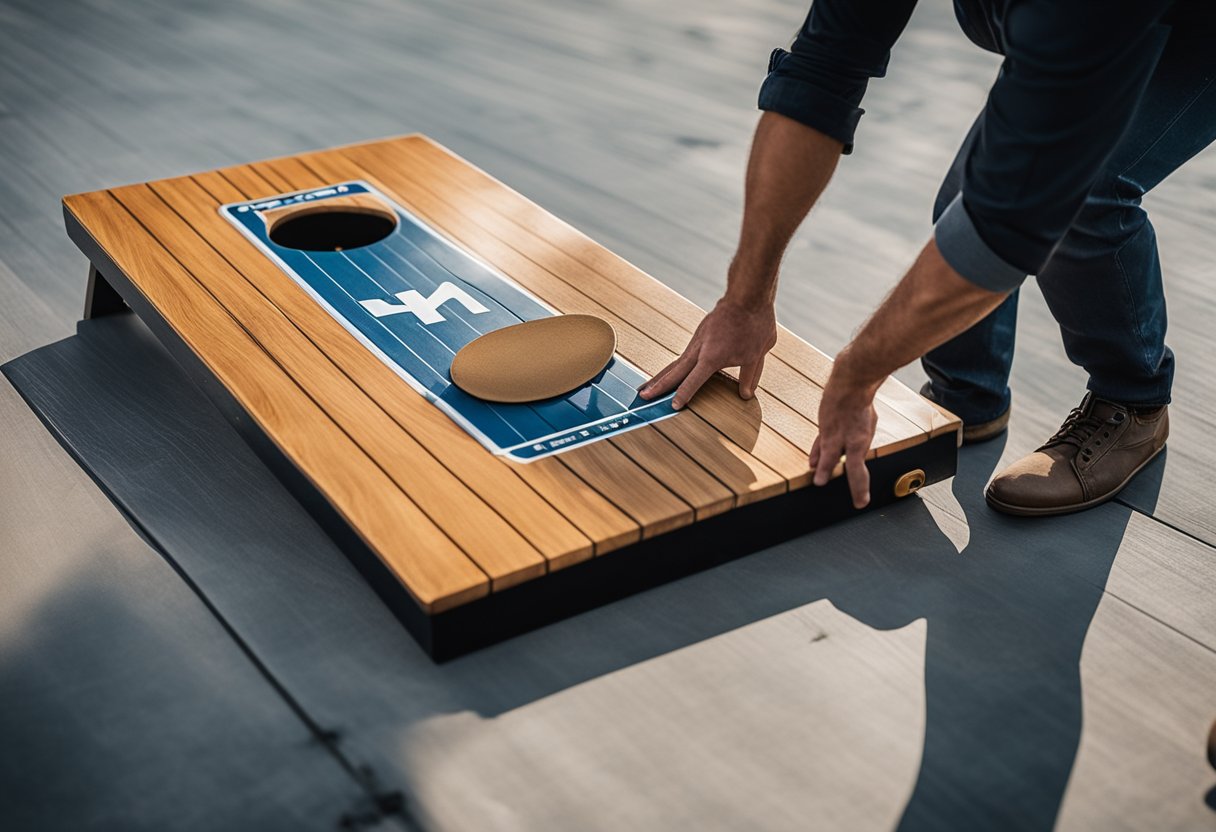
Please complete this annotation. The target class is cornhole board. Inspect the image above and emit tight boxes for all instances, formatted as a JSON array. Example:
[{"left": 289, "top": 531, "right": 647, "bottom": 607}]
[{"left": 62, "top": 134, "right": 961, "bottom": 660}]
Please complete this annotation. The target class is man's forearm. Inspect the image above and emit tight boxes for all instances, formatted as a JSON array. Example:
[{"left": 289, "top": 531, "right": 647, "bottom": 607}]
[
  {"left": 725, "top": 112, "right": 843, "bottom": 309},
  {"left": 810, "top": 238, "right": 1008, "bottom": 504},
  {"left": 831, "top": 238, "right": 1009, "bottom": 398}
]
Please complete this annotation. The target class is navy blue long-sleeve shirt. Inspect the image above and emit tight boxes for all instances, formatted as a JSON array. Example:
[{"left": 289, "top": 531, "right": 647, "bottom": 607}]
[{"left": 759, "top": 0, "right": 1204, "bottom": 292}]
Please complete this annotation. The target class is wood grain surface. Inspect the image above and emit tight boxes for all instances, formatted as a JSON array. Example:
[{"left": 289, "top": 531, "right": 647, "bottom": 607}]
[{"left": 62, "top": 135, "right": 960, "bottom": 612}]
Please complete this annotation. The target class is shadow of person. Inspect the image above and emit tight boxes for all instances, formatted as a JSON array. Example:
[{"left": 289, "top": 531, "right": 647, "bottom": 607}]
[
  {"left": 433, "top": 428, "right": 1161, "bottom": 829},
  {"left": 450, "top": 432, "right": 1163, "bottom": 830},
  {"left": 830, "top": 438, "right": 1164, "bottom": 831}
]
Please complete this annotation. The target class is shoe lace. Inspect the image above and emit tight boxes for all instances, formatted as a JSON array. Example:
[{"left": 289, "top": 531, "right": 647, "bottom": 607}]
[{"left": 1042, "top": 406, "right": 1108, "bottom": 451}]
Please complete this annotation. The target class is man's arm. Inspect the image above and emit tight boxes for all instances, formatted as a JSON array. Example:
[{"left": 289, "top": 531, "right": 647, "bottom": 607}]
[
  {"left": 810, "top": 241, "right": 1006, "bottom": 507},
  {"left": 639, "top": 110, "right": 1007, "bottom": 509},
  {"left": 642, "top": 0, "right": 917, "bottom": 408},
  {"left": 728, "top": 112, "right": 842, "bottom": 305},
  {"left": 640, "top": 112, "right": 842, "bottom": 408}
]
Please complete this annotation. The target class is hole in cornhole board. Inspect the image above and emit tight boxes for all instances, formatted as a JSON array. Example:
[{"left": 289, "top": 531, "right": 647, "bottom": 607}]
[{"left": 265, "top": 194, "right": 397, "bottom": 252}]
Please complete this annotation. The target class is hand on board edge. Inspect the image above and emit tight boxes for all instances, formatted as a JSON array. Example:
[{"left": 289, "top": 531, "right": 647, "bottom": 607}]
[
  {"left": 809, "top": 348, "right": 881, "bottom": 510},
  {"left": 638, "top": 298, "right": 777, "bottom": 409}
]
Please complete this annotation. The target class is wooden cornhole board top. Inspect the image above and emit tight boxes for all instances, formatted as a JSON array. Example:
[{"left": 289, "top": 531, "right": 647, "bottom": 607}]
[{"left": 62, "top": 134, "right": 960, "bottom": 654}]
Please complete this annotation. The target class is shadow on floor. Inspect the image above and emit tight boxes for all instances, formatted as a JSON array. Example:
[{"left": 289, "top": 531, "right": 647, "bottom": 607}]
[
  {"left": 0, "top": 566, "right": 381, "bottom": 831},
  {"left": 2, "top": 312, "right": 1166, "bottom": 830}
]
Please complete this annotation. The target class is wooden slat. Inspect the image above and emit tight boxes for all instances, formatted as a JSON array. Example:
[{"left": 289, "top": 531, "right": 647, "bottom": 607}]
[
  {"left": 111, "top": 181, "right": 554, "bottom": 591},
  {"left": 609, "top": 425, "right": 734, "bottom": 520},
  {"left": 886, "top": 384, "right": 963, "bottom": 440},
  {"left": 158, "top": 171, "right": 599, "bottom": 572},
  {"left": 62, "top": 189, "right": 489, "bottom": 613},
  {"left": 247, "top": 159, "right": 296, "bottom": 192},
  {"left": 553, "top": 440, "right": 692, "bottom": 538},
  {"left": 253, "top": 156, "right": 707, "bottom": 532},
  {"left": 212, "top": 163, "right": 283, "bottom": 202},
  {"left": 506, "top": 454, "right": 641, "bottom": 554},
  {"left": 652, "top": 411, "right": 787, "bottom": 506},
  {"left": 252, "top": 155, "right": 321, "bottom": 191},
  {"left": 683, "top": 376, "right": 814, "bottom": 488},
  {"left": 394, "top": 135, "right": 949, "bottom": 453},
  {"left": 289, "top": 148, "right": 814, "bottom": 491}
]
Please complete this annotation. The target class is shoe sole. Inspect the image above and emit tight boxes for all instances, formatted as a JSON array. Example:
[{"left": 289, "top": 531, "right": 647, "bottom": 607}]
[
  {"left": 962, "top": 406, "right": 1011, "bottom": 446},
  {"left": 984, "top": 443, "right": 1166, "bottom": 518}
]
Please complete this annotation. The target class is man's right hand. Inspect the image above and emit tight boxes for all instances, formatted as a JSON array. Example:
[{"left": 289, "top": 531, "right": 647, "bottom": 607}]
[
  {"left": 638, "top": 298, "right": 777, "bottom": 409},
  {"left": 638, "top": 113, "right": 842, "bottom": 411}
]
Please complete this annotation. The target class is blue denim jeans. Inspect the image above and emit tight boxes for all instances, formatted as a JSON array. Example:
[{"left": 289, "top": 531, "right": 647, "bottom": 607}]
[{"left": 922, "top": 25, "right": 1216, "bottom": 424}]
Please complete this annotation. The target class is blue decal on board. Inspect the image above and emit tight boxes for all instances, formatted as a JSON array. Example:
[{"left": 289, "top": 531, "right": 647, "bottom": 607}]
[{"left": 221, "top": 181, "right": 677, "bottom": 461}]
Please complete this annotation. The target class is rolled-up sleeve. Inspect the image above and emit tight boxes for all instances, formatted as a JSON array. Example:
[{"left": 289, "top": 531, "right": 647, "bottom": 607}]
[
  {"left": 938, "top": 0, "right": 1173, "bottom": 292},
  {"left": 759, "top": 0, "right": 919, "bottom": 154}
]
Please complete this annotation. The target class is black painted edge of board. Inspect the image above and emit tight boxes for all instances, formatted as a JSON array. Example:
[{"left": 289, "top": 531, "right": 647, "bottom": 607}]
[
  {"left": 62, "top": 202, "right": 959, "bottom": 662},
  {"left": 427, "top": 433, "right": 957, "bottom": 660}
]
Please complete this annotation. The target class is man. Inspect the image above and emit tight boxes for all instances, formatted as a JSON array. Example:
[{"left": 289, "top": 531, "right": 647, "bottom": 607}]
[{"left": 640, "top": 0, "right": 1215, "bottom": 515}]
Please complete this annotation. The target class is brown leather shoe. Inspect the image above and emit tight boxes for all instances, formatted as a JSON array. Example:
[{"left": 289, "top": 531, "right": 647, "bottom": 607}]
[
  {"left": 986, "top": 393, "right": 1168, "bottom": 517},
  {"left": 919, "top": 382, "right": 1010, "bottom": 445}
]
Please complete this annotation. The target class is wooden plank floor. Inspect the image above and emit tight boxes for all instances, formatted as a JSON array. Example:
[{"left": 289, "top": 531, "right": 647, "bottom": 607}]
[{"left": 1, "top": 0, "right": 1214, "bottom": 829}]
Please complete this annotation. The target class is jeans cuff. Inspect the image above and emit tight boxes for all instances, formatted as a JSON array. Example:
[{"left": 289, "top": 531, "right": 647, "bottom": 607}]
[{"left": 935, "top": 193, "right": 1029, "bottom": 292}]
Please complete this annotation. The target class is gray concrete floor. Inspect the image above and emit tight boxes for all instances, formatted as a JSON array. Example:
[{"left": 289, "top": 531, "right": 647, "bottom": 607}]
[{"left": 1, "top": 0, "right": 1214, "bottom": 829}]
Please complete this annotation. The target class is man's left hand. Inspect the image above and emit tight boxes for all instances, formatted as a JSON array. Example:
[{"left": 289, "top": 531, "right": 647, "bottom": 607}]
[{"left": 639, "top": 298, "right": 777, "bottom": 409}]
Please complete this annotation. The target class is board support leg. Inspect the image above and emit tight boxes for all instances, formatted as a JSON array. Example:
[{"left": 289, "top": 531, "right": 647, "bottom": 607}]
[{"left": 84, "top": 264, "right": 127, "bottom": 319}]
